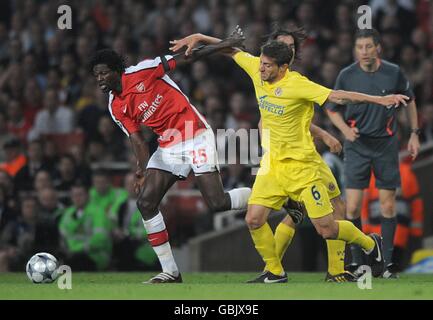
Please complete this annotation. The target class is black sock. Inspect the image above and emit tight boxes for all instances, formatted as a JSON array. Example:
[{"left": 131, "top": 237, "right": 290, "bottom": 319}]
[
  {"left": 381, "top": 216, "right": 397, "bottom": 268},
  {"left": 348, "top": 217, "right": 365, "bottom": 266}
]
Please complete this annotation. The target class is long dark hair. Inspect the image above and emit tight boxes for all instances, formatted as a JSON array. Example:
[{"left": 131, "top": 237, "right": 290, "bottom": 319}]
[{"left": 267, "top": 24, "right": 307, "bottom": 62}]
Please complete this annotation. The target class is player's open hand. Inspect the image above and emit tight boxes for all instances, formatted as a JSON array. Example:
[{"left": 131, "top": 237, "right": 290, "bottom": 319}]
[
  {"left": 169, "top": 34, "right": 201, "bottom": 56},
  {"left": 408, "top": 133, "right": 420, "bottom": 160},
  {"left": 380, "top": 94, "right": 410, "bottom": 108},
  {"left": 221, "top": 25, "right": 245, "bottom": 48}
]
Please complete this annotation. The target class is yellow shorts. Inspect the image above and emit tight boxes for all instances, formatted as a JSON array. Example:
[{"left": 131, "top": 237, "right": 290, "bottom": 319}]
[
  {"left": 317, "top": 157, "right": 341, "bottom": 200},
  {"left": 248, "top": 155, "right": 333, "bottom": 219}
]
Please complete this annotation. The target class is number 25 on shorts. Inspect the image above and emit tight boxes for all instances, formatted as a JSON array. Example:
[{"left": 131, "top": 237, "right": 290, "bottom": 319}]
[{"left": 190, "top": 148, "right": 207, "bottom": 165}]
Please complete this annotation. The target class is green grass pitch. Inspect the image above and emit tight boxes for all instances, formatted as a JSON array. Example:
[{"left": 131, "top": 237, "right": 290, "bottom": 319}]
[{"left": 1, "top": 272, "right": 433, "bottom": 299}]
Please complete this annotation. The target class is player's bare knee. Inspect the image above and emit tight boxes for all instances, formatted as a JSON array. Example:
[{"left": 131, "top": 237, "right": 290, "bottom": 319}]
[
  {"left": 380, "top": 201, "right": 395, "bottom": 218},
  {"left": 318, "top": 226, "right": 337, "bottom": 239},
  {"left": 245, "top": 214, "right": 264, "bottom": 230},
  {"left": 314, "top": 221, "right": 338, "bottom": 239},
  {"left": 346, "top": 202, "right": 361, "bottom": 219}
]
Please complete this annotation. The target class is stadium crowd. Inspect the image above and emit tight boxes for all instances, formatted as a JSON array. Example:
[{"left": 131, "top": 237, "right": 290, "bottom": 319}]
[{"left": 0, "top": 0, "right": 432, "bottom": 271}]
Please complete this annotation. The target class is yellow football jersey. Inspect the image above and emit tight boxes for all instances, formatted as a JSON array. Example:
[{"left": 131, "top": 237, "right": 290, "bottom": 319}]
[{"left": 233, "top": 51, "right": 332, "bottom": 162}]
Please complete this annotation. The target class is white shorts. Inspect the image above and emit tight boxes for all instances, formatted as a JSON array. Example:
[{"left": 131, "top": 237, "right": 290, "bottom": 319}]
[{"left": 146, "top": 129, "right": 219, "bottom": 178}]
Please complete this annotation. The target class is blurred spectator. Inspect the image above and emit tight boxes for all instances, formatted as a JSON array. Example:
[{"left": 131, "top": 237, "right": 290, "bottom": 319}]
[
  {"left": 60, "top": 53, "right": 82, "bottom": 105},
  {"left": 94, "top": 115, "right": 127, "bottom": 161},
  {"left": 89, "top": 169, "right": 128, "bottom": 220},
  {"left": 0, "top": 170, "right": 18, "bottom": 211},
  {"left": 15, "top": 139, "right": 52, "bottom": 191},
  {"left": 372, "top": 0, "right": 416, "bottom": 40},
  {"left": 59, "top": 184, "right": 111, "bottom": 271},
  {"left": 0, "top": 137, "right": 26, "bottom": 177},
  {"left": 22, "top": 78, "right": 43, "bottom": 124},
  {"left": 111, "top": 173, "right": 158, "bottom": 271},
  {"left": 420, "top": 103, "right": 433, "bottom": 143},
  {"left": 42, "top": 139, "right": 60, "bottom": 170},
  {"left": 33, "top": 170, "right": 54, "bottom": 193},
  {"left": 225, "top": 92, "right": 252, "bottom": 130},
  {"left": 399, "top": 44, "right": 420, "bottom": 86},
  {"left": 0, "top": 185, "right": 16, "bottom": 236},
  {"left": 0, "top": 23, "right": 9, "bottom": 65},
  {"left": 76, "top": 77, "right": 105, "bottom": 141},
  {"left": 53, "top": 154, "right": 86, "bottom": 193},
  {"left": 27, "top": 88, "right": 75, "bottom": 141},
  {"left": 33, "top": 187, "right": 64, "bottom": 255},
  {"left": 6, "top": 99, "right": 32, "bottom": 143},
  {"left": 0, "top": 111, "right": 16, "bottom": 162},
  {"left": 68, "top": 144, "right": 93, "bottom": 187},
  {"left": 0, "top": 197, "right": 38, "bottom": 271},
  {"left": 318, "top": 61, "right": 339, "bottom": 88}
]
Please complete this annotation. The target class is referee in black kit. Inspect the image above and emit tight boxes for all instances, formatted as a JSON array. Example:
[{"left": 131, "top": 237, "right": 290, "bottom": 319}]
[{"left": 326, "top": 28, "right": 420, "bottom": 278}]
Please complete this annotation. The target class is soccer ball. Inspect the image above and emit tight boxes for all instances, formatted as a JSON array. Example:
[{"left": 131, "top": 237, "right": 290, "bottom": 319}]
[{"left": 26, "top": 252, "right": 59, "bottom": 284}]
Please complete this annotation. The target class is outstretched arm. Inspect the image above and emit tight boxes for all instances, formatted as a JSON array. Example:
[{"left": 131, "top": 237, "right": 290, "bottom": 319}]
[
  {"left": 170, "top": 26, "right": 245, "bottom": 60},
  {"left": 327, "top": 90, "right": 409, "bottom": 108}
]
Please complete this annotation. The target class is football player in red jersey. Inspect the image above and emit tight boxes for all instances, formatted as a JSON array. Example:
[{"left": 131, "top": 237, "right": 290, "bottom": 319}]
[{"left": 90, "top": 31, "right": 251, "bottom": 283}]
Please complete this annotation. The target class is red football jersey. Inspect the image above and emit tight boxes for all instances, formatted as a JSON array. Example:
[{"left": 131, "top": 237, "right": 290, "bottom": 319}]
[{"left": 108, "top": 55, "right": 209, "bottom": 147}]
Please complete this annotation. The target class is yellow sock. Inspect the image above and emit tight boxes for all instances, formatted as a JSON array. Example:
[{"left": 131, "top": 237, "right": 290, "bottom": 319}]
[
  {"left": 275, "top": 223, "right": 295, "bottom": 261},
  {"left": 337, "top": 220, "right": 374, "bottom": 252},
  {"left": 326, "top": 240, "right": 346, "bottom": 276},
  {"left": 250, "top": 223, "right": 284, "bottom": 275}
]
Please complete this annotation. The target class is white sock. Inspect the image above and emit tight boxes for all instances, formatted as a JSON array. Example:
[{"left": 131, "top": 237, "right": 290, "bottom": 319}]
[
  {"left": 142, "top": 212, "right": 179, "bottom": 276},
  {"left": 228, "top": 187, "right": 251, "bottom": 210},
  {"left": 152, "top": 243, "right": 179, "bottom": 277}
]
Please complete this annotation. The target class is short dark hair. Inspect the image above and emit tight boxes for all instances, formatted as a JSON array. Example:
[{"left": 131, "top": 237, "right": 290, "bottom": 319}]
[
  {"left": 268, "top": 25, "right": 307, "bottom": 61},
  {"left": 354, "top": 28, "right": 381, "bottom": 45},
  {"left": 89, "top": 49, "right": 127, "bottom": 73},
  {"left": 261, "top": 41, "right": 293, "bottom": 67}
]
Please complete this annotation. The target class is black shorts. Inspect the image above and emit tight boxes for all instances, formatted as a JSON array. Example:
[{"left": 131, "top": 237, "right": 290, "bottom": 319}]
[{"left": 343, "top": 135, "right": 400, "bottom": 190}]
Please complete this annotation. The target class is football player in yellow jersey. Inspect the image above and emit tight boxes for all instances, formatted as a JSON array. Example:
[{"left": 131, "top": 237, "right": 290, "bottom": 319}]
[
  {"left": 173, "top": 32, "right": 347, "bottom": 285},
  {"left": 260, "top": 26, "right": 353, "bottom": 283},
  {"left": 171, "top": 29, "right": 349, "bottom": 283},
  {"left": 170, "top": 29, "right": 409, "bottom": 283}
]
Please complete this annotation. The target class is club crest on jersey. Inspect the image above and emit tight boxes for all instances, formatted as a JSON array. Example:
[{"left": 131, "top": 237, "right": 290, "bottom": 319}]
[
  {"left": 275, "top": 87, "right": 282, "bottom": 96},
  {"left": 136, "top": 82, "right": 145, "bottom": 92}
]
